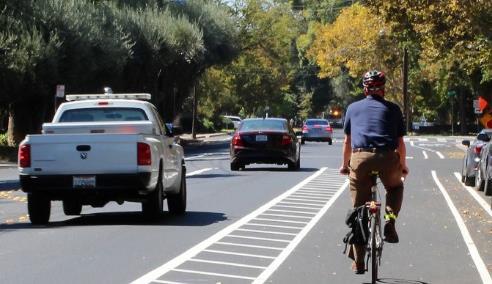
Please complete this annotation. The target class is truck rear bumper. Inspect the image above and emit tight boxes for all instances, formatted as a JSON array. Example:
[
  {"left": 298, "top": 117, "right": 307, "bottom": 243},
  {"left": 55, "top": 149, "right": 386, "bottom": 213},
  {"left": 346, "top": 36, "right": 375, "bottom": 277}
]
[{"left": 20, "top": 173, "right": 153, "bottom": 201}]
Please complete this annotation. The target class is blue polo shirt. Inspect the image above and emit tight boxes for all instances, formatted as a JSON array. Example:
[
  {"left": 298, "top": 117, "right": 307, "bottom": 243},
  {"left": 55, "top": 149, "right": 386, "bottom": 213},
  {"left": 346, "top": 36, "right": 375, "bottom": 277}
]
[{"left": 343, "top": 95, "right": 405, "bottom": 150}]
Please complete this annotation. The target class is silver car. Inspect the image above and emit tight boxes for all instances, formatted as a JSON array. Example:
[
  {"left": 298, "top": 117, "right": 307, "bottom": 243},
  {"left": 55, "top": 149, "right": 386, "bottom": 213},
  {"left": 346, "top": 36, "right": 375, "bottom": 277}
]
[
  {"left": 301, "top": 119, "right": 333, "bottom": 145},
  {"left": 462, "top": 129, "right": 492, "bottom": 187},
  {"left": 474, "top": 131, "right": 492, "bottom": 197}
]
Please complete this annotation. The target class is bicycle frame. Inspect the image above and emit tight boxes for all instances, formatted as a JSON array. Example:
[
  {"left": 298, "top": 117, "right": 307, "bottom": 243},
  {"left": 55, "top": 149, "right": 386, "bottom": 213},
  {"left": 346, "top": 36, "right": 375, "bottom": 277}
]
[{"left": 366, "top": 172, "right": 383, "bottom": 284}]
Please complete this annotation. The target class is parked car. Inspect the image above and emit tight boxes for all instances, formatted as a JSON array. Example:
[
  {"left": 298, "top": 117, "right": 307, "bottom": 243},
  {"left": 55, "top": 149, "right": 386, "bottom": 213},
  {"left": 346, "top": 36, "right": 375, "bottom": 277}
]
[
  {"left": 461, "top": 130, "right": 492, "bottom": 186},
  {"left": 230, "top": 118, "right": 301, "bottom": 171},
  {"left": 18, "top": 93, "right": 186, "bottom": 224},
  {"left": 223, "top": 115, "right": 242, "bottom": 129},
  {"left": 475, "top": 132, "right": 492, "bottom": 197},
  {"left": 301, "top": 118, "right": 333, "bottom": 145}
]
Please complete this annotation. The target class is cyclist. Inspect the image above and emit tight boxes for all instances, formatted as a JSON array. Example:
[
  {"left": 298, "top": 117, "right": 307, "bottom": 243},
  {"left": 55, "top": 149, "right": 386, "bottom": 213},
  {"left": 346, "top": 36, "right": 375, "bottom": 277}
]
[{"left": 339, "top": 70, "right": 409, "bottom": 274}]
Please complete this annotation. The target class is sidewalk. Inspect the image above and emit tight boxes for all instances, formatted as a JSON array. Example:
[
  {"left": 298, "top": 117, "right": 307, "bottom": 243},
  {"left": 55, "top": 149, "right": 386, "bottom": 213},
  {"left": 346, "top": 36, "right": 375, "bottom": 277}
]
[{"left": 178, "top": 132, "right": 232, "bottom": 147}]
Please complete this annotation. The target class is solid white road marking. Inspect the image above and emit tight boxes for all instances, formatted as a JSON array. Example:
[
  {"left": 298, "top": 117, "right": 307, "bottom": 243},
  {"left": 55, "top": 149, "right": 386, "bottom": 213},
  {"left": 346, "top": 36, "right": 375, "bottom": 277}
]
[
  {"left": 186, "top": 168, "right": 217, "bottom": 177},
  {"left": 252, "top": 179, "right": 349, "bottom": 284},
  {"left": 266, "top": 209, "right": 316, "bottom": 215},
  {"left": 453, "top": 172, "right": 492, "bottom": 217},
  {"left": 227, "top": 234, "right": 291, "bottom": 243},
  {"left": 278, "top": 201, "right": 323, "bottom": 207},
  {"left": 235, "top": 228, "right": 298, "bottom": 236},
  {"left": 215, "top": 242, "right": 284, "bottom": 251},
  {"left": 431, "top": 171, "right": 492, "bottom": 284},
  {"left": 423, "top": 151, "right": 428, "bottom": 159},
  {"left": 152, "top": 280, "right": 186, "bottom": 284},
  {"left": 411, "top": 144, "right": 445, "bottom": 159},
  {"left": 436, "top": 151, "right": 445, "bottom": 159},
  {"left": 171, "top": 269, "right": 256, "bottom": 280},
  {"left": 273, "top": 204, "right": 320, "bottom": 211},
  {"left": 132, "top": 168, "right": 346, "bottom": 284},
  {"left": 245, "top": 223, "right": 303, "bottom": 230},
  {"left": 189, "top": 258, "right": 268, "bottom": 269},
  {"left": 203, "top": 249, "right": 276, "bottom": 259}
]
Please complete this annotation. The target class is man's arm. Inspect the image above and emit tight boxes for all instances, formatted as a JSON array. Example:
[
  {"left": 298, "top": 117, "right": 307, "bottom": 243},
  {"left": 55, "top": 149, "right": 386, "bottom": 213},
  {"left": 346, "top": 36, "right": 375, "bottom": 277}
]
[
  {"left": 339, "top": 134, "right": 352, "bottom": 175},
  {"left": 397, "top": 136, "right": 409, "bottom": 176}
]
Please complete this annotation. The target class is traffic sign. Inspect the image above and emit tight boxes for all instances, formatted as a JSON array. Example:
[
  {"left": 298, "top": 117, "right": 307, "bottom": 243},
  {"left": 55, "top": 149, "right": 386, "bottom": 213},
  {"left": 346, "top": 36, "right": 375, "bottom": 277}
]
[
  {"left": 473, "top": 99, "right": 482, "bottom": 114},
  {"left": 56, "top": 85, "right": 65, "bottom": 98}
]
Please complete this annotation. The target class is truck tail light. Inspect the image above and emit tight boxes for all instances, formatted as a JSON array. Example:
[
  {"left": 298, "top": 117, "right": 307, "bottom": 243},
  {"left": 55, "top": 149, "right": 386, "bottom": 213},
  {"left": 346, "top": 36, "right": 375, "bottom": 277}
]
[
  {"left": 137, "top": 143, "right": 151, "bottom": 165},
  {"left": 232, "top": 134, "right": 244, "bottom": 147},
  {"left": 19, "top": 144, "right": 31, "bottom": 168},
  {"left": 281, "top": 134, "right": 292, "bottom": 145}
]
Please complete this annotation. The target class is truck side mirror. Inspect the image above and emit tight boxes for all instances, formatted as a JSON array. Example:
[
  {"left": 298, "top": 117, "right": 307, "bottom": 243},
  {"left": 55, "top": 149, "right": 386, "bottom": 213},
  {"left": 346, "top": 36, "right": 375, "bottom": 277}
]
[{"left": 462, "top": 140, "right": 470, "bottom": 147}]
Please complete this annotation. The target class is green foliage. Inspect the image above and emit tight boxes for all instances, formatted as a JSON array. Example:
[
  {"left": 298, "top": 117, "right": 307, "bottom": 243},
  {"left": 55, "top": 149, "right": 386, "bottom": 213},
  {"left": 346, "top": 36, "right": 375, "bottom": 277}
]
[{"left": 0, "top": 133, "right": 8, "bottom": 146}]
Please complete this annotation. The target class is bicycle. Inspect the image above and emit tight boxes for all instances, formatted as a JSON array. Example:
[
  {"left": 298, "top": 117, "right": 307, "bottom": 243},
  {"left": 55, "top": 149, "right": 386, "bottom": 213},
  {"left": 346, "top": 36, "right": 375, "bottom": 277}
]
[{"left": 366, "top": 171, "right": 383, "bottom": 284}]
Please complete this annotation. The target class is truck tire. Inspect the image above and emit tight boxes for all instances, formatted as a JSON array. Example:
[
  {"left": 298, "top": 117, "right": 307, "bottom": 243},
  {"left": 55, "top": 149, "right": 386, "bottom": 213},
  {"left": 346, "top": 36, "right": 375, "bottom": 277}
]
[
  {"left": 63, "top": 200, "right": 82, "bottom": 216},
  {"left": 142, "top": 176, "right": 163, "bottom": 218},
  {"left": 28, "top": 193, "right": 50, "bottom": 225},
  {"left": 168, "top": 167, "right": 187, "bottom": 215}
]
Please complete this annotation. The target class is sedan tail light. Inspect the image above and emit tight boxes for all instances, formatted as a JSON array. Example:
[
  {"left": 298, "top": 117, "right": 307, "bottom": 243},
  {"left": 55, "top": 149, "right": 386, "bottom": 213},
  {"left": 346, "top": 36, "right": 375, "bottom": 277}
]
[
  {"left": 302, "top": 125, "right": 308, "bottom": 132},
  {"left": 474, "top": 145, "right": 483, "bottom": 154},
  {"left": 281, "top": 134, "right": 292, "bottom": 145},
  {"left": 137, "top": 142, "right": 151, "bottom": 165},
  {"left": 18, "top": 144, "right": 31, "bottom": 168},
  {"left": 325, "top": 126, "right": 333, "bottom": 132},
  {"left": 232, "top": 134, "right": 244, "bottom": 147}
]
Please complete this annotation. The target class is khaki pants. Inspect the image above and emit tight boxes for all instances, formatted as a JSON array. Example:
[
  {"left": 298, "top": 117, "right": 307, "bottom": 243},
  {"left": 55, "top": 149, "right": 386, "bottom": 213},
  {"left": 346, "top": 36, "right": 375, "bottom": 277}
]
[{"left": 348, "top": 151, "right": 404, "bottom": 264}]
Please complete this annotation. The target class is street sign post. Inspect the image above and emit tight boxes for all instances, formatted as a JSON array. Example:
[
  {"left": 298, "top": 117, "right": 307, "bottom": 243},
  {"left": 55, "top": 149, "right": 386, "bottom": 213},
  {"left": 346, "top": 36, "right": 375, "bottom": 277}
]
[{"left": 473, "top": 99, "right": 482, "bottom": 114}]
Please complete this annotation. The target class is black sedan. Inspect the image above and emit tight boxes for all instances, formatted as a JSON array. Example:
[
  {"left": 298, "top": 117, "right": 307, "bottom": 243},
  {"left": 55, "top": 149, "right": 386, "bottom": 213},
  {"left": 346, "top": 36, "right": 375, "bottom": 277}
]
[{"left": 230, "top": 118, "right": 301, "bottom": 171}]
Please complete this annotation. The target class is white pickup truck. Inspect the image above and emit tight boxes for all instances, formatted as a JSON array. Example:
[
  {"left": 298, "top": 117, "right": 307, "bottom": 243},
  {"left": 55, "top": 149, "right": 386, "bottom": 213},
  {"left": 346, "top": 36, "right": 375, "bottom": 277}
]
[{"left": 18, "top": 93, "right": 186, "bottom": 224}]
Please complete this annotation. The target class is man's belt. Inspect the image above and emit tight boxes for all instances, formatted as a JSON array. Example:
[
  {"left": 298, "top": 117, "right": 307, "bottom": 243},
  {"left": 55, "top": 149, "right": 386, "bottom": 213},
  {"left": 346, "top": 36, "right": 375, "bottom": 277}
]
[{"left": 352, "top": 147, "right": 394, "bottom": 153}]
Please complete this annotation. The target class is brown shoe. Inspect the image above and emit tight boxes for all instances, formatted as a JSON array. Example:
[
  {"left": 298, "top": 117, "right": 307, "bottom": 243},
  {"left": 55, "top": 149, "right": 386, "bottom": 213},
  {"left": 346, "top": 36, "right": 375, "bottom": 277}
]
[
  {"left": 384, "top": 220, "right": 399, "bottom": 243},
  {"left": 351, "top": 261, "right": 365, "bottom": 274}
]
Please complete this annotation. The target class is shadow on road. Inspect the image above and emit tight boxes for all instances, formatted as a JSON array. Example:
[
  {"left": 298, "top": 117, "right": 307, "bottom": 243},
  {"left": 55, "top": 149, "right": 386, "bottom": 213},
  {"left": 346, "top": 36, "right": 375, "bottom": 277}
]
[
  {"left": 0, "top": 211, "right": 228, "bottom": 229},
  {"left": 364, "top": 278, "right": 430, "bottom": 284},
  {"left": 0, "top": 180, "right": 20, "bottom": 191},
  {"left": 242, "top": 167, "right": 319, "bottom": 172},
  {"left": 187, "top": 173, "right": 239, "bottom": 179}
]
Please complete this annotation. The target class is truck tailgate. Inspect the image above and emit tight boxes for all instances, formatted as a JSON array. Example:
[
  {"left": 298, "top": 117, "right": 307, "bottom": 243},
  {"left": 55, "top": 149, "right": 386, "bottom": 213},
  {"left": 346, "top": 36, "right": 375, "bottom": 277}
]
[{"left": 28, "top": 134, "right": 142, "bottom": 175}]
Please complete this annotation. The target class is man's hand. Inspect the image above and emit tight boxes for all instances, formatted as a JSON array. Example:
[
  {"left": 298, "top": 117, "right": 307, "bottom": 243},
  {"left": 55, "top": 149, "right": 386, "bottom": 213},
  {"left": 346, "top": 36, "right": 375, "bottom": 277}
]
[
  {"left": 402, "top": 165, "right": 409, "bottom": 177},
  {"left": 339, "top": 166, "right": 350, "bottom": 175}
]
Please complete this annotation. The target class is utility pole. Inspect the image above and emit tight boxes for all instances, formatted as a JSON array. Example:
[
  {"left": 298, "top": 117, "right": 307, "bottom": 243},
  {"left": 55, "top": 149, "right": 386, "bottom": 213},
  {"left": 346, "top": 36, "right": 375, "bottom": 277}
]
[
  {"left": 191, "top": 82, "right": 197, "bottom": 139},
  {"left": 402, "top": 47, "right": 409, "bottom": 133}
]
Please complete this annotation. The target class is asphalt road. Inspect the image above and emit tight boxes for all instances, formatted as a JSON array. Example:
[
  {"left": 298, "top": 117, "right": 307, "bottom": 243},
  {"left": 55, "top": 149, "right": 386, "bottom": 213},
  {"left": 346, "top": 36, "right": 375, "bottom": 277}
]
[{"left": 0, "top": 130, "right": 491, "bottom": 284}]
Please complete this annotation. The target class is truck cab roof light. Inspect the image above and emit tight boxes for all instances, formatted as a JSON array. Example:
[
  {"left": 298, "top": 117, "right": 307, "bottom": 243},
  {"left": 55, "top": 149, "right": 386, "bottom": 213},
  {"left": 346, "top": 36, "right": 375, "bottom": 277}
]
[{"left": 66, "top": 93, "right": 151, "bottom": 101}]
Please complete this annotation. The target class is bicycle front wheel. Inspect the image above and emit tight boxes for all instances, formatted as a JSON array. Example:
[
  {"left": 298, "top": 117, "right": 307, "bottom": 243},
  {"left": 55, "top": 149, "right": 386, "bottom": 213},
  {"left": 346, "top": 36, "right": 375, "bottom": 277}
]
[{"left": 370, "top": 214, "right": 378, "bottom": 284}]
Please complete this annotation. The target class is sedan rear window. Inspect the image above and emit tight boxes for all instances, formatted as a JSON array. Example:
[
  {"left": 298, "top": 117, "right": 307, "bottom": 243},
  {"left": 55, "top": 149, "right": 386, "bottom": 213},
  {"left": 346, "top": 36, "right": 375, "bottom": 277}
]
[
  {"left": 239, "top": 120, "right": 287, "bottom": 131},
  {"left": 306, "top": 119, "right": 329, "bottom": 126},
  {"left": 59, "top": 108, "right": 148, "bottom": 122}
]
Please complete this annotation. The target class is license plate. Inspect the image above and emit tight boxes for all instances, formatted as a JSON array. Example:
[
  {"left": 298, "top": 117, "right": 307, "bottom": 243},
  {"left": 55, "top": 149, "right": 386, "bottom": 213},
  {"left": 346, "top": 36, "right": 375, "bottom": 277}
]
[
  {"left": 73, "top": 176, "right": 96, "bottom": 189},
  {"left": 256, "top": 135, "right": 268, "bottom": 142}
]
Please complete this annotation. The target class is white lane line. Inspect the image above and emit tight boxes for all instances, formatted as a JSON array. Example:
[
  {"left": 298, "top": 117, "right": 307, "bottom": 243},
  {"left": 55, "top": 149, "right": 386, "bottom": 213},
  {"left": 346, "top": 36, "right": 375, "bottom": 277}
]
[
  {"left": 431, "top": 171, "right": 492, "bottom": 284},
  {"left": 203, "top": 249, "right": 276, "bottom": 259},
  {"left": 422, "top": 151, "right": 428, "bottom": 159},
  {"left": 283, "top": 197, "right": 326, "bottom": 204},
  {"left": 266, "top": 209, "right": 316, "bottom": 215},
  {"left": 189, "top": 259, "right": 267, "bottom": 269},
  {"left": 186, "top": 168, "right": 217, "bottom": 177},
  {"left": 227, "top": 235, "right": 291, "bottom": 243},
  {"left": 235, "top": 228, "right": 297, "bottom": 236},
  {"left": 260, "top": 213, "right": 312, "bottom": 219},
  {"left": 300, "top": 187, "right": 339, "bottom": 192},
  {"left": 253, "top": 179, "right": 349, "bottom": 284},
  {"left": 171, "top": 269, "right": 256, "bottom": 280},
  {"left": 291, "top": 192, "right": 331, "bottom": 198},
  {"left": 273, "top": 204, "right": 320, "bottom": 211},
  {"left": 131, "top": 167, "right": 330, "bottom": 284},
  {"left": 411, "top": 143, "right": 445, "bottom": 159},
  {"left": 278, "top": 201, "right": 323, "bottom": 207},
  {"left": 245, "top": 223, "right": 304, "bottom": 230},
  {"left": 453, "top": 172, "right": 492, "bottom": 217},
  {"left": 152, "top": 280, "right": 186, "bottom": 284},
  {"left": 215, "top": 242, "right": 284, "bottom": 251},
  {"left": 287, "top": 195, "right": 330, "bottom": 201}
]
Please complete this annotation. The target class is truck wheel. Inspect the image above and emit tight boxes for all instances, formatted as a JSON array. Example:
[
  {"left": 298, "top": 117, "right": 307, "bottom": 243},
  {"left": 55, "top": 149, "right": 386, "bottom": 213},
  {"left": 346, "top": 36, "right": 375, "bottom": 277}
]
[
  {"left": 230, "top": 162, "right": 239, "bottom": 171},
  {"left": 63, "top": 200, "right": 82, "bottom": 216},
  {"left": 168, "top": 167, "right": 187, "bottom": 215},
  {"left": 28, "top": 193, "right": 51, "bottom": 225},
  {"left": 142, "top": 176, "right": 163, "bottom": 218}
]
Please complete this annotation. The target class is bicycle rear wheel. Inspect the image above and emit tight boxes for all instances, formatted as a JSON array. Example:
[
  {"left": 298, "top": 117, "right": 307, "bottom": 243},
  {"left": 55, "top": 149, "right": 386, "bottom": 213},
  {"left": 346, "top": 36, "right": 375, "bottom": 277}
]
[{"left": 370, "top": 214, "right": 378, "bottom": 284}]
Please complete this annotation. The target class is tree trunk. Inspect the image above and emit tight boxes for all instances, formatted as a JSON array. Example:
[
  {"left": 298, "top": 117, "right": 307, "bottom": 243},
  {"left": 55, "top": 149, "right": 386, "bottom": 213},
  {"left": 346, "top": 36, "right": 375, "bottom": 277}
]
[
  {"left": 7, "top": 101, "right": 47, "bottom": 146},
  {"left": 459, "top": 88, "right": 466, "bottom": 135}
]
